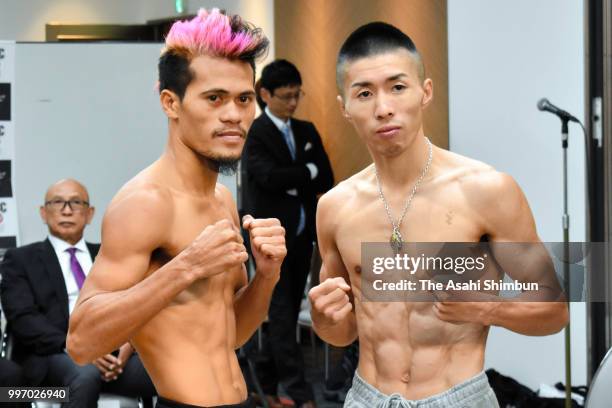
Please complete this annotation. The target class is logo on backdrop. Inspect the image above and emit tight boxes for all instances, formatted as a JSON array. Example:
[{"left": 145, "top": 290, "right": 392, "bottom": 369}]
[
  {"left": 0, "top": 200, "right": 6, "bottom": 226},
  {"left": 0, "top": 235, "right": 17, "bottom": 260},
  {"left": 0, "top": 83, "right": 10, "bottom": 121},
  {"left": 0, "top": 160, "right": 12, "bottom": 197},
  {"left": 0, "top": 48, "right": 5, "bottom": 77}
]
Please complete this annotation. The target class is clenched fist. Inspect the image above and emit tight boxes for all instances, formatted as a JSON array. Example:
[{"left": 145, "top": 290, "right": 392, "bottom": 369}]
[
  {"left": 309, "top": 277, "right": 353, "bottom": 327},
  {"left": 180, "top": 219, "right": 248, "bottom": 280},
  {"left": 243, "top": 215, "right": 286, "bottom": 279}
]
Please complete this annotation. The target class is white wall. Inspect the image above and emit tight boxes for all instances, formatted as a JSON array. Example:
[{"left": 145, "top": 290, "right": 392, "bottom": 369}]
[
  {"left": 448, "top": 0, "right": 586, "bottom": 390},
  {"left": 14, "top": 43, "right": 167, "bottom": 245},
  {"left": 0, "top": 0, "right": 274, "bottom": 59},
  {"left": 0, "top": 0, "right": 145, "bottom": 42}
]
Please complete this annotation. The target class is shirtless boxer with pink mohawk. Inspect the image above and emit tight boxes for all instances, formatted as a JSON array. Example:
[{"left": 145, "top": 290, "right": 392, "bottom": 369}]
[{"left": 67, "top": 10, "right": 282, "bottom": 408}]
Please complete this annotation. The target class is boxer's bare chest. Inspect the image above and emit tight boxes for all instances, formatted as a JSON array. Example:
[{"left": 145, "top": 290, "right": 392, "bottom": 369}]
[
  {"left": 335, "top": 179, "right": 486, "bottom": 284},
  {"left": 148, "top": 191, "right": 240, "bottom": 304}
]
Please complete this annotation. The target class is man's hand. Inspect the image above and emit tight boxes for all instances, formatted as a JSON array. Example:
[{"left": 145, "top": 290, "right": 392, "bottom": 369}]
[
  {"left": 432, "top": 290, "right": 497, "bottom": 325},
  {"left": 92, "top": 343, "right": 133, "bottom": 382},
  {"left": 180, "top": 219, "right": 249, "bottom": 280},
  {"left": 243, "top": 215, "right": 286, "bottom": 279},
  {"left": 309, "top": 277, "right": 352, "bottom": 328}
]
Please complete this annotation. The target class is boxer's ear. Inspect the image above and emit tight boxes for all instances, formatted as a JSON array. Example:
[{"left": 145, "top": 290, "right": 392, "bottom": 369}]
[
  {"left": 160, "top": 89, "right": 180, "bottom": 119},
  {"left": 421, "top": 78, "right": 433, "bottom": 108},
  {"left": 337, "top": 95, "right": 352, "bottom": 121}
]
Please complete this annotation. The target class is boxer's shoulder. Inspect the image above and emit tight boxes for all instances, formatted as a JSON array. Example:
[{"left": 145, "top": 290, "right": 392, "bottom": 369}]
[
  {"left": 320, "top": 164, "right": 374, "bottom": 206},
  {"left": 432, "top": 148, "right": 514, "bottom": 195},
  {"left": 103, "top": 179, "right": 175, "bottom": 239},
  {"left": 316, "top": 167, "right": 374, "bottom": 241},
  {"left": 111, "top": 179, "right": 173, "bottom": 211},
  {"left": 437, "top": 151, "right": 528, "bottom": 230},
  {"left": 318, "top": 175, "right": 357, "bottom": 219}
]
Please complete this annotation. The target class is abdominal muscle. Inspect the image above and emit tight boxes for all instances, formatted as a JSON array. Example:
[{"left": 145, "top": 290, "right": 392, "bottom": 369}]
[
  {"left": 132, "top": 274, "right": 247, "bottom": 406},
  {"left": 355, "top": 300, "right": 488, "bottom": 400}
]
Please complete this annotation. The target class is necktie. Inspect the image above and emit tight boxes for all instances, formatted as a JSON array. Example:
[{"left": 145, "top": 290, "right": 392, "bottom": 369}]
[
  {"left": 282, "top": 124, "right": 296, "bottom": 160},
  {"left": 66, "top": 247, "right": 86, "bottom": 289},
  {"left": 297, "top": 206, "right": 306, "bottom": 235},
  {"left": 281, "top": 123, "right": 305, "bottom": 234}
]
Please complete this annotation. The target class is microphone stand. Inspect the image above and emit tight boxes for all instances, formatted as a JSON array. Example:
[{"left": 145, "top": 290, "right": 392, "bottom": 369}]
[
  {"left": 540, "top": 98, "right": 590, "bottom": 408},
  {"left": 560, "top": 117, "right": 572, "bottom": 408}
]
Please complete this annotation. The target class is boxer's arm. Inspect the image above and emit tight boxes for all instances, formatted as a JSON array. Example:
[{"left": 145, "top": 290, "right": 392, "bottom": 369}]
[
  {"left": 233, "top": 264, "right": 278, "bottom": 347},
  {"left": 67, "top": 188, "right": 195, "bottom": 364},
  {"left": 223, "top": 187, "right": 280, "bottom": 348},
  {"left": 310, "top": 192, "right": 358, "bottom": 346},
  {"left": 483, "top": 173, "right": 568, "bottom": 335}
]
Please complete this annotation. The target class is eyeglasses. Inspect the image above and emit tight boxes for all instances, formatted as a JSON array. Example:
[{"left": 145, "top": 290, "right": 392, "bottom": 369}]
[
  {"left": 45, "top": 199, "right": 90, "bottom": 211},
  {"left": 273, "top": 90, "right": 305, "bottom": 103}
]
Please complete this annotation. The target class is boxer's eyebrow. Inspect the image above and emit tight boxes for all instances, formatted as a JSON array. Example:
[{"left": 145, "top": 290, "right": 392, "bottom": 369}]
[
  {"left": 386, "top": 73, "right": 408, "bottom": 82},
  {"left": 201, "top": 89, "right": 256, "bottom": 97},
  {"left": 201, "top": 88, "right": 229, "bottom": 95},
  {"left": 350, "top": 80, "right": 372, "bottom": 89},
  {"left": 350, "top": 73, "right": 408, "bottom": 88}
]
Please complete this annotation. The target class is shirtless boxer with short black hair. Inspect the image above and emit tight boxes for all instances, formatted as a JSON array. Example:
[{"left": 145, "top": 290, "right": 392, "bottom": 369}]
[{"left": 309, "top": 22, "right": 568, "bottom": 408}]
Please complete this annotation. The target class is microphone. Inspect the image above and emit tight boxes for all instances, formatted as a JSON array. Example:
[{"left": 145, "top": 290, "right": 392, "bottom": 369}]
[{"left": 537, "top": 98, "right": 579, "bottom": 123}]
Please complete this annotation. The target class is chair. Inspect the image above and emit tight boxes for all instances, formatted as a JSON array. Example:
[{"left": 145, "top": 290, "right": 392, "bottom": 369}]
[
  {"left": 296, "top": 272, "right": 331, "bottom": 380},
  {"left": 586, "top": 346, "right": 612, "bottom": 407},
  {"left": 296, "top": 305, "right": 330, "bottom": 380},
  {"left": 1, "top": 321, "right": 14, "bottom": 360},
  {"left": 296, "top": 275, "right": 317, "bottom": 355}
]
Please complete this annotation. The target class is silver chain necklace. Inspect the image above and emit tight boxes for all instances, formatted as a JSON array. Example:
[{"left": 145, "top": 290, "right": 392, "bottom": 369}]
[{"left": 374, "top": 137, "right": 433, "bottom": 252}]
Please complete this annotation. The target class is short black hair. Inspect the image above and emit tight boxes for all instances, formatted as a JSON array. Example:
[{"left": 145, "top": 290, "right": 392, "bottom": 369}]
[
  {"left": 259, "top": 59, "right": 302, "bottom": 95},
  {"left": 158, "top": 52, "right": 193, "bottom": 101},
  {"left": 336, "top": 22, "right": 425, "bottom": 93}
]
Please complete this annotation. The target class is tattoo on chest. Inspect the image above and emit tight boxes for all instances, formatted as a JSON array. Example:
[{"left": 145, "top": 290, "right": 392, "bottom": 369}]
[{"left": 446, "top": 211, "right": 454, "bottom": 225}]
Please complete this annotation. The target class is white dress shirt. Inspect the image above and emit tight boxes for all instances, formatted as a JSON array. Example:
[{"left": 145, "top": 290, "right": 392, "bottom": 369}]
[
  {"left": 47, "top": 235, "right": 93, "bottom": 315},
  {"left": 265, "top": 106, "right": 294, "bottom": 144}
]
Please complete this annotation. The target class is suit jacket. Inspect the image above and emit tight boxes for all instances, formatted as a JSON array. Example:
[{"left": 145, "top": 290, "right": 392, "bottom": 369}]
[
  {"left": 0, "top": 239, "right": 100, "bottom": 385},
  {"left": 241, "top": 113, "right": 333, "bottom": 249}
]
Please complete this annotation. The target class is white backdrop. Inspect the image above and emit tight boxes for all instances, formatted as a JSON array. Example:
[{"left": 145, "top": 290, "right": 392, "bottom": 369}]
[
  {"left": 448, "top": 0, "right": 587, "bottom": 389},
  {"left": 0, "top": 40, "right": 19, "bottom": 250}
]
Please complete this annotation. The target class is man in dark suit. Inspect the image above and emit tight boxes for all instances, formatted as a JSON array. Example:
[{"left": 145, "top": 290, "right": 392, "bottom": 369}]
[
  {"left": 0, "top": 179, "right": 155, "bottom": 407},
  {"left": 241, "top": 60, "right": 334, "bottom": 408}
]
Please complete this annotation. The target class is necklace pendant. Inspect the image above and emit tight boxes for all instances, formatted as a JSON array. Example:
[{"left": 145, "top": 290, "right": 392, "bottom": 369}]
[{"left": 390, "top": 227, "right": 403, "bottom": 252}]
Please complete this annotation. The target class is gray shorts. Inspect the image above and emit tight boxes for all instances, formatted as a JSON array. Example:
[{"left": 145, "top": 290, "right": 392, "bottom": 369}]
[{"left": 344, "top": 371, "right": 500, "bottom": 408}]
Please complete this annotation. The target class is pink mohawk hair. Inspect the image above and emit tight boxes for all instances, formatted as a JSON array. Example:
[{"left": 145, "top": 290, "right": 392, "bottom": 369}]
[{"left": 162, "top": 8, "right": 268, "bottom": 62}]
